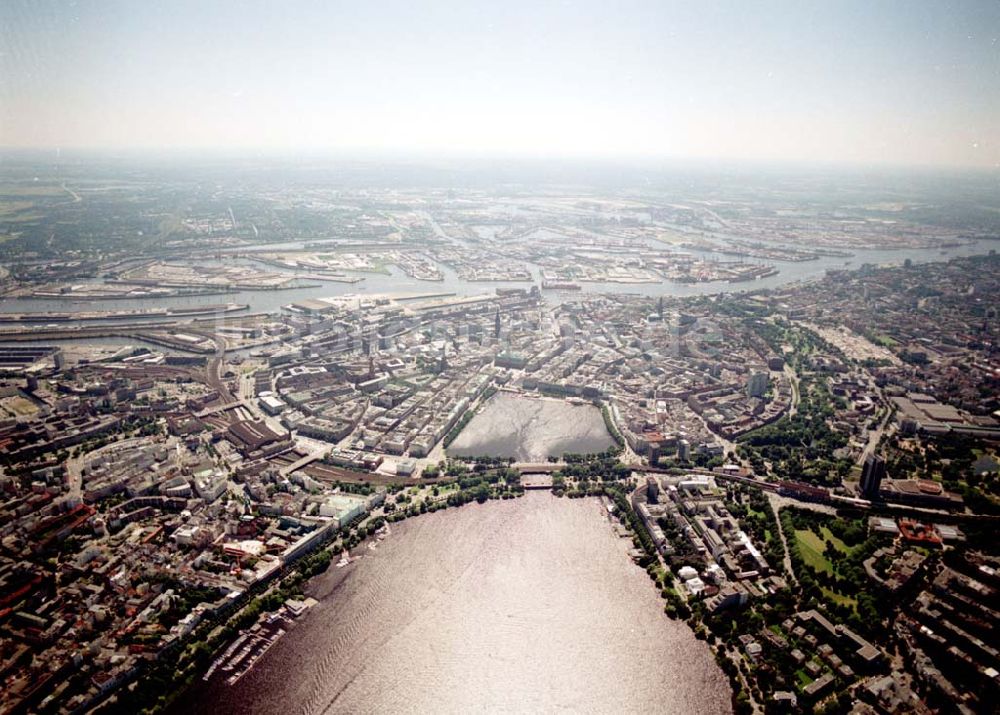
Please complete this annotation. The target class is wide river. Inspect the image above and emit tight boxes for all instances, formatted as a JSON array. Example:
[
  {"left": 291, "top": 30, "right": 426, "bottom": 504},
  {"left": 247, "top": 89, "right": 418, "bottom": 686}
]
[
  {"left": 179, "top": 493, "right": 731, "bottom": 715},
  {"left": 448, "top": 393, "right": 615, "bottom": 461},
  {"left": 0, "top": 240, "right": 991, "bottom": 320}
]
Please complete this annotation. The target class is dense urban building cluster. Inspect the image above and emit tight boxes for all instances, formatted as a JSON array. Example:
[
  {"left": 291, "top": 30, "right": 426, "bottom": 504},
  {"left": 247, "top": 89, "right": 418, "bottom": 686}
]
[{"left": 0, "top": 165, "right": 997, "bottom": 714}]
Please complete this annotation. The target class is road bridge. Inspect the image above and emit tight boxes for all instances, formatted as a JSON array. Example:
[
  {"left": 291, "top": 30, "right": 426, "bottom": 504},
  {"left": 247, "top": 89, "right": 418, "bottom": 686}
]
[{"left": 279, "top": 446, "right": 331, "bottom": 477}]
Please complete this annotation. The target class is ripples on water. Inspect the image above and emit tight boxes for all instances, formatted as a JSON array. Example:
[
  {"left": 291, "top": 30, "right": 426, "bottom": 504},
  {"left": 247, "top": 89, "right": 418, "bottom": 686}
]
[
  {"left": 448, "top": 394, "right": 615, "bottom": 462},
  {"left": 185, "top": 493, "right": 731, "bottom": 715}
]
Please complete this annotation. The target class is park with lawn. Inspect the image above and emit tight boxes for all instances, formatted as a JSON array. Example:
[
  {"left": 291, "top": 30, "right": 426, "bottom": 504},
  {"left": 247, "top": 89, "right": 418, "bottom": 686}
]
[{"left": 780, "top": 507, "right": 890, "bottom": 634}]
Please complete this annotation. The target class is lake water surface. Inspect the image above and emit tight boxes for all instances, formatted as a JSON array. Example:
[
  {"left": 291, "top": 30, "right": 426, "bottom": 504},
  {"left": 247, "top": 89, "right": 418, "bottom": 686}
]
[
  {"left": 181, "top": 493, "right": 731, "bottom": 715},
  {"left": 447, "top": 393, "right": 615, "bottom": 461}
]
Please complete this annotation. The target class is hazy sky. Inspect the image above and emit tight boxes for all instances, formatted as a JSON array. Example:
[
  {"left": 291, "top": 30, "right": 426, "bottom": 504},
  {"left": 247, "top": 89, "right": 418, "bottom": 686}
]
[{"left": 2, "top": 1, "right": 998, "bottom": 167}]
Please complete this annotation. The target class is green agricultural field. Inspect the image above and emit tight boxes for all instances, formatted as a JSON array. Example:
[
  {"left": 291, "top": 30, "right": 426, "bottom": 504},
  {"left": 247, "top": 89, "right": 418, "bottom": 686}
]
[
  {"left": 0, "top": 200, "right": 35, "bottom": 216},
  {"left": 0, "top": 213, "right": 43, "bottom": 223},
  {"left": 0, "top": 183, "right": 65, "bottom": 197}
]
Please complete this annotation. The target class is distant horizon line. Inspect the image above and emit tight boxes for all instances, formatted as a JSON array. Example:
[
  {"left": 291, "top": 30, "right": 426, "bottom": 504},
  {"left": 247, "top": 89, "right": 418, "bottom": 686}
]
[{"left": 1, "top": 145, "right": 997, "bottom": 175}]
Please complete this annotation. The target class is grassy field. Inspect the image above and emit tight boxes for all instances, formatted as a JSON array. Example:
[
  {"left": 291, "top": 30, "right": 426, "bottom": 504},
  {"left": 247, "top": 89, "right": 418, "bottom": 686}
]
[
  {"left": 818, "top": 525, "right": 855, "bottom": 555},
  {"left": 794, "top": 524, "right": 861, "bottom": 612},
  {"left": 822, "top": 586, "right": 857, "bottom": 609},
  {"left": 794, "top": 524, "right": 856, "bottom": 576},
  {"left": 1, "top": 396, "right": 39, "bottom": 417},
  {"left": 794, "top": 529, "right": 834, "bottom": 574}
]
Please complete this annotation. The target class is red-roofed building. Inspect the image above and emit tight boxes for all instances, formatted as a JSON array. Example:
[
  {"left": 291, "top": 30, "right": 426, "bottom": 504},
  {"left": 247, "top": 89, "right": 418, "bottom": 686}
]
[{"left": 898, "top": 519, "right": 943, "bottom": 547}]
